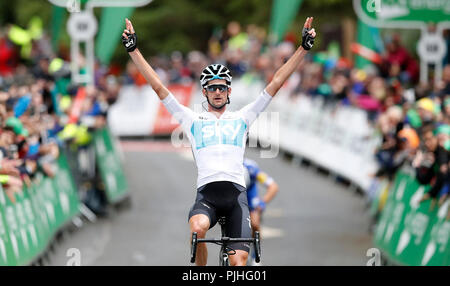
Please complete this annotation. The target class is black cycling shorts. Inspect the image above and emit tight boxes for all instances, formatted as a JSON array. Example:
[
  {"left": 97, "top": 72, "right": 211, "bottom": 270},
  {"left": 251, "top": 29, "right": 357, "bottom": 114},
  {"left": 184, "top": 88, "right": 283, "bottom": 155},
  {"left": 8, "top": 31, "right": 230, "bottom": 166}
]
[{"left": 188, "top": 181, "right": 252, "bottom": 253}]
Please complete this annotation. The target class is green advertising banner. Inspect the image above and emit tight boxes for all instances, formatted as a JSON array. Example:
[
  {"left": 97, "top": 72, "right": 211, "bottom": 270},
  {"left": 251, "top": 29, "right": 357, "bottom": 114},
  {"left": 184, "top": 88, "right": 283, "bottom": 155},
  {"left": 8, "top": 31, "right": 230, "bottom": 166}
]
[
  {"left": 25, "top": 183, "right": 49, "bottom": 265},
  {"left": 0, "top": 152, "right": 81, "bottom": 265},
  {"left": 55, "top": 153, "right": 82, "bottom": 221},
  {"left": 353, "top": 0, "right": 450, "bottom": 28},
  {"left": 0, "top": 185, "right": 16, "bottom": 266},
  {"left": 28, "top": 178, "right": 53, "bottom": 258},
  {"left": 14, "top": 189, "right": 40, "bottom": 265},
  {"left": 373, "top": 171, "right": 408, "bottom": 255},
  {"left": 269, "top": 0, "right": 304, "bottom": 43},
  {"left": 95, "top": 6, "right": 135, "bottom": 65},
  {"left": 94, "top": 127, "right": 129, "bottom": 204},
  {"left": 373, "top": 170, "right": 450, "bottom": 266},
  {"left": 355, "top": 19, "right": 382, "bottom": 69},
  {"left": 420, "top": 200, "right": 450, "bottom": 266},
  {"left": 50, "top": 5, "right": 67, "bottom": 52},
  {"left": 392, "top": 181, "right": 434, "bottom": 266},
  {"left": 3, "top": 188, "right": 25, "bottom": 265}
]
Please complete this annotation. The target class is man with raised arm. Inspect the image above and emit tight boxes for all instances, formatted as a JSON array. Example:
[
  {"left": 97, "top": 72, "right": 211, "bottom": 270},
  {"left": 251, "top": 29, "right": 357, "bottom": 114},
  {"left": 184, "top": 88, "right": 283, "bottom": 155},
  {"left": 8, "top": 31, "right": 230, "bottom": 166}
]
[{"left": 122, "top": 17, "right": 316, "bottom": 266}]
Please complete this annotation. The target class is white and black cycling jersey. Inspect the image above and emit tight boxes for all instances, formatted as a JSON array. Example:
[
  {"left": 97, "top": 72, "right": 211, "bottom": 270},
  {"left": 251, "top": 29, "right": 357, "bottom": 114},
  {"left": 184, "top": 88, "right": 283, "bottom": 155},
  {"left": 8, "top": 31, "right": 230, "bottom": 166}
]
[{"left": 162, "top": 89, "right": 272, "bottom": 188}]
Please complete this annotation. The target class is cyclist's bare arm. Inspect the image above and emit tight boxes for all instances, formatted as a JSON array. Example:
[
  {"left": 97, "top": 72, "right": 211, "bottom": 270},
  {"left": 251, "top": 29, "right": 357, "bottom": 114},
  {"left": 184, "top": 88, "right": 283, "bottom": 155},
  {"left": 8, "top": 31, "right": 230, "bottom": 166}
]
[
  {"left": 257, "top": 173, "right": 279, "bottom": 205},
  {"left": 262, "top": 181, "right": 279, "bottom": 205},
  {"left": 122, "top": 18, "right": 170, "bottom": 100},
  {"left": 265, "top": 17, "right": 316, "bottom": 97}
]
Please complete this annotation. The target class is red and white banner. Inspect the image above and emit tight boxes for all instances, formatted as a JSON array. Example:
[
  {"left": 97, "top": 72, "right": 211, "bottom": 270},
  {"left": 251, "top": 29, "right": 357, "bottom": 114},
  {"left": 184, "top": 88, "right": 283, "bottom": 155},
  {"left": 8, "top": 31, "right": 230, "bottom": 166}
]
[
  {"left": 350, "top": 43, "right": 383, "bottom": 65},
  {"left": 152, "top": 84, "right": 194, "bottom": 135},
  {"left": 68, "top": 86, "right": 87, "bottom": 124}
]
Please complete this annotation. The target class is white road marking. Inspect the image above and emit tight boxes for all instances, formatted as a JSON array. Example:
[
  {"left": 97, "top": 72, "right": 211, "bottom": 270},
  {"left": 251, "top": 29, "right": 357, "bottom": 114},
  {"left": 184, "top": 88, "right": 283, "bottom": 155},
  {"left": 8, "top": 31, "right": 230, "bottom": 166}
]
[
  {"left": 264, "top": 208, "right": 284, "bottom": 218},
  {"left": 132, "top": 252, "right": 147, "bottom": 263},
  {"left": 260, "top": 226, "right": 284, "bottom": 239}
]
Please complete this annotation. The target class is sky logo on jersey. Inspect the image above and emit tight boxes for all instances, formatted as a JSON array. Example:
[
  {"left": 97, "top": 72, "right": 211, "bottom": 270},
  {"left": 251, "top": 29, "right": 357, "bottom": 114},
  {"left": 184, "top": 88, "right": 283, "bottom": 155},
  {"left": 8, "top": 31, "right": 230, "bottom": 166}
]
[{"left": 191, "top": 119, "right": 247, "bottom": 149}]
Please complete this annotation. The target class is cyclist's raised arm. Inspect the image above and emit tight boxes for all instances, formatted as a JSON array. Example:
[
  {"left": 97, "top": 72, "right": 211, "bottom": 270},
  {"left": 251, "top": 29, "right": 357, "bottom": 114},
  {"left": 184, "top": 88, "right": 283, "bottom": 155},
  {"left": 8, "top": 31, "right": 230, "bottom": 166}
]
[
  {"left": 122, "top": 18, "right": 170, "bottom": 100},
  {"left": 265, "top": 17, "right": 316, "bottom": 97}
]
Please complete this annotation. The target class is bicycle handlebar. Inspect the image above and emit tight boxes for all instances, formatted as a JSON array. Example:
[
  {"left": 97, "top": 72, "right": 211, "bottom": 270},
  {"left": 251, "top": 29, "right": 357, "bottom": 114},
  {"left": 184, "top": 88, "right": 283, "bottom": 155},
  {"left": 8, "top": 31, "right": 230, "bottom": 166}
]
[
  {"left": 190, "top": 232, "right": 261, "bottom": 264},
  {"left": 197, "top": 237, "right": 255, "bottom": 243}
]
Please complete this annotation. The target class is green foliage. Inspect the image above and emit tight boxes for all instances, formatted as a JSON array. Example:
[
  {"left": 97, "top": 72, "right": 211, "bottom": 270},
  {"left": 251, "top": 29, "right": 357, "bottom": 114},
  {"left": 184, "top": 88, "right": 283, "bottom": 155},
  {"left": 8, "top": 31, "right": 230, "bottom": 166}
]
[
  {"left": 0, "top": 0, "right": 356, "bottom": 66},
  {"left": 303, "top": 0, "right": 351, "bottom": 9},
  {"left": 0, "top": 0, "right": 53, "bottom": 29},
  {"left": 127, "top": 0, "right": 271, "bottom": 55},
  {"left": 110, "top": 0, "right": 273, "bottom": 64}
]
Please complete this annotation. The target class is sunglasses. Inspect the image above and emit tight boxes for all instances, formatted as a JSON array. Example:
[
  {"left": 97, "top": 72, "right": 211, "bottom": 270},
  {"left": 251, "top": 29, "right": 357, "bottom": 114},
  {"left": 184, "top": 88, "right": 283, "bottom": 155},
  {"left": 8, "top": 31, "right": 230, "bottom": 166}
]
[{"left": 205, "top": 84, "right": 228, "bottom": 93}]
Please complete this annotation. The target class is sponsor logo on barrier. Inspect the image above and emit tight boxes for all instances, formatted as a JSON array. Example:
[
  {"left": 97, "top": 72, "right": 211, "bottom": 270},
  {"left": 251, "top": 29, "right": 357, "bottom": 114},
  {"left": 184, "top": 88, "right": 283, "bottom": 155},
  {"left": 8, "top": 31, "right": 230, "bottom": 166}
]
[
  {"left": 56, "top": 169, "right": 73, "bottom": 193},
  {"left": 0, "top": 213, "right": 5, "bottom": 236},
  {"left": 0, "top": 238, "right": 6, "bottom": 263},
  {"left": 106, "top": 173, "right": 118, "bottom": 194},
  {"left": 95, "top": 136, "right": 107, "bottom": 156},
  {"left": 21, "top": 229, "right": 29, "bottom": 252},
  {"left": 421, "top": 200, "right": 450, "bottom": 265},
  {"left": 395, "top": 187, "right": 427, "bottom": 256},
  {"left": 29, "top": 225, "right": 38, "bottom": 248},
  {"left": 0, "top": 153, "right": 82, "bottom": 265},
  {"left": 94, "top": 128, "right": 128, "bottom": 204},
  {"left": 0, "top": 188, "right": 5, "bottom": 206},
  {"left": 9, "top": 233, "right": 19, "bottom": 259},
  {"left": 23, "top": 200, "right": 34, "bottom": 222},
  {"left": 5, "top": 207, "right": 18, "bottom": 231},
  {"left": 374, "top": 171, "right": 450, "bottom": 265},
  {"left": 59, "top": 192, "right": 70, "bottom": 216},
  {"left": 384, "top": 203, "right": 404, "bottom": 243},
  {"left": 45, "top": 202, "right": 56, "bottom": 224},
  {"left": 0, "top": 211, "right": 6, "bottom": 263}
]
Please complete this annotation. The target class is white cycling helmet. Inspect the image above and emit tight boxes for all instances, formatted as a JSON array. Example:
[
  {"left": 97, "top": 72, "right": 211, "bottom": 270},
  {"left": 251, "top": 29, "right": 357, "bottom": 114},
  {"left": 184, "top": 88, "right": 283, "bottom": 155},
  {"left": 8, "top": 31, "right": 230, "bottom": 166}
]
[{"left": 200, "top": 64, "right": 232, "bottom": 88}]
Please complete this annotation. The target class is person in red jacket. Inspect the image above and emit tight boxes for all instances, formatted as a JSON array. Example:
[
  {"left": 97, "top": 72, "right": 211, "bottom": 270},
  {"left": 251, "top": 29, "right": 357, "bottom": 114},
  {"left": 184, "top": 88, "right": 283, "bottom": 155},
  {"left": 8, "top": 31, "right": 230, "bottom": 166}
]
[
  {"left": 0, "top": 37, "right": 17, "bottom": 76},
  {"left": 383, "top": 34, "right": 419, "bottom": 84}
]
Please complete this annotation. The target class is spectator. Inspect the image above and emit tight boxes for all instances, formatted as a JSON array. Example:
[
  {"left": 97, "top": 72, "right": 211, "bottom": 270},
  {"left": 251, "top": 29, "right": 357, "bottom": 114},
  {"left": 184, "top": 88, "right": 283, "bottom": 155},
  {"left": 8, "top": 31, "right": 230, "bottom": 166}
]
[
  {"left": 0, "top": 35, "right": 16, "bottom": 77},
  {"left": 0, "top": 24, "right": 116, "bottom": 218},
  {"left": 438, "top": 64, "right": 450, "bottom": 98},
  {"left": 168, "top": 51, "right": 192, "bottom": 84},
  {"left": 373, "top": 105, "right": 406, "bottom": 181},
  {"left": 441, "top": 97, "right": 450, "bottom": 125},
  {"left": 414, "top": 125, "right": 449, "bottom": 210},
  {"left": 381, "top": 34, "right": 419, "bottom": 85}
]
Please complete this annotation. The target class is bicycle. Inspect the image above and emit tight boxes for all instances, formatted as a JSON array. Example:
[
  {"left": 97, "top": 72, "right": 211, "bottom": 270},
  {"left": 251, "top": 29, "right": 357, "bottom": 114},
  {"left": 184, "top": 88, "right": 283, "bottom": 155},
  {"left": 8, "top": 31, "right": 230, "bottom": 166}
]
[{"left": 190, "top": 216, "right": 261, "bottom": 266}]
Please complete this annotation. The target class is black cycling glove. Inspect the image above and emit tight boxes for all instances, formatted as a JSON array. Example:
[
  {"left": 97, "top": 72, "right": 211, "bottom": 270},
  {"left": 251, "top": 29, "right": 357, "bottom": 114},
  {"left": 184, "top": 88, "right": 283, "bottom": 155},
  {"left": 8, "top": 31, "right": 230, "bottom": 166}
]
[
  {"left": 122, "top": 32, "right": 137, "bottom": 53},
  {"left": 301, "top": 28, "right": 315, "bottom": 50}
]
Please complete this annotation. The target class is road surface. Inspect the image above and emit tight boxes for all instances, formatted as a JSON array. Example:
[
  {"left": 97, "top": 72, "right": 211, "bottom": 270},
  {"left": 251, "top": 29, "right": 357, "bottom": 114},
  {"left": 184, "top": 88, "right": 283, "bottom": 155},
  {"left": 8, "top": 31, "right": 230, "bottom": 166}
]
[{"left": 48, "top": 140, "right": 373, "bottom": 266}]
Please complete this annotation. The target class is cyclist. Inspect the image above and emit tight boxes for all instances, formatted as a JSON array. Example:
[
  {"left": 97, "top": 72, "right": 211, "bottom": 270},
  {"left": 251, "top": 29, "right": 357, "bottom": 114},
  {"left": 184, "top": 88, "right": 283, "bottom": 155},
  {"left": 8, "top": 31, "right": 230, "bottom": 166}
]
[
  {"left": 122, "top": 17, "right": 316, "bottom": 266},
  {"left": 243, "top": 158, "right": 279, "bottom": 264}
]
